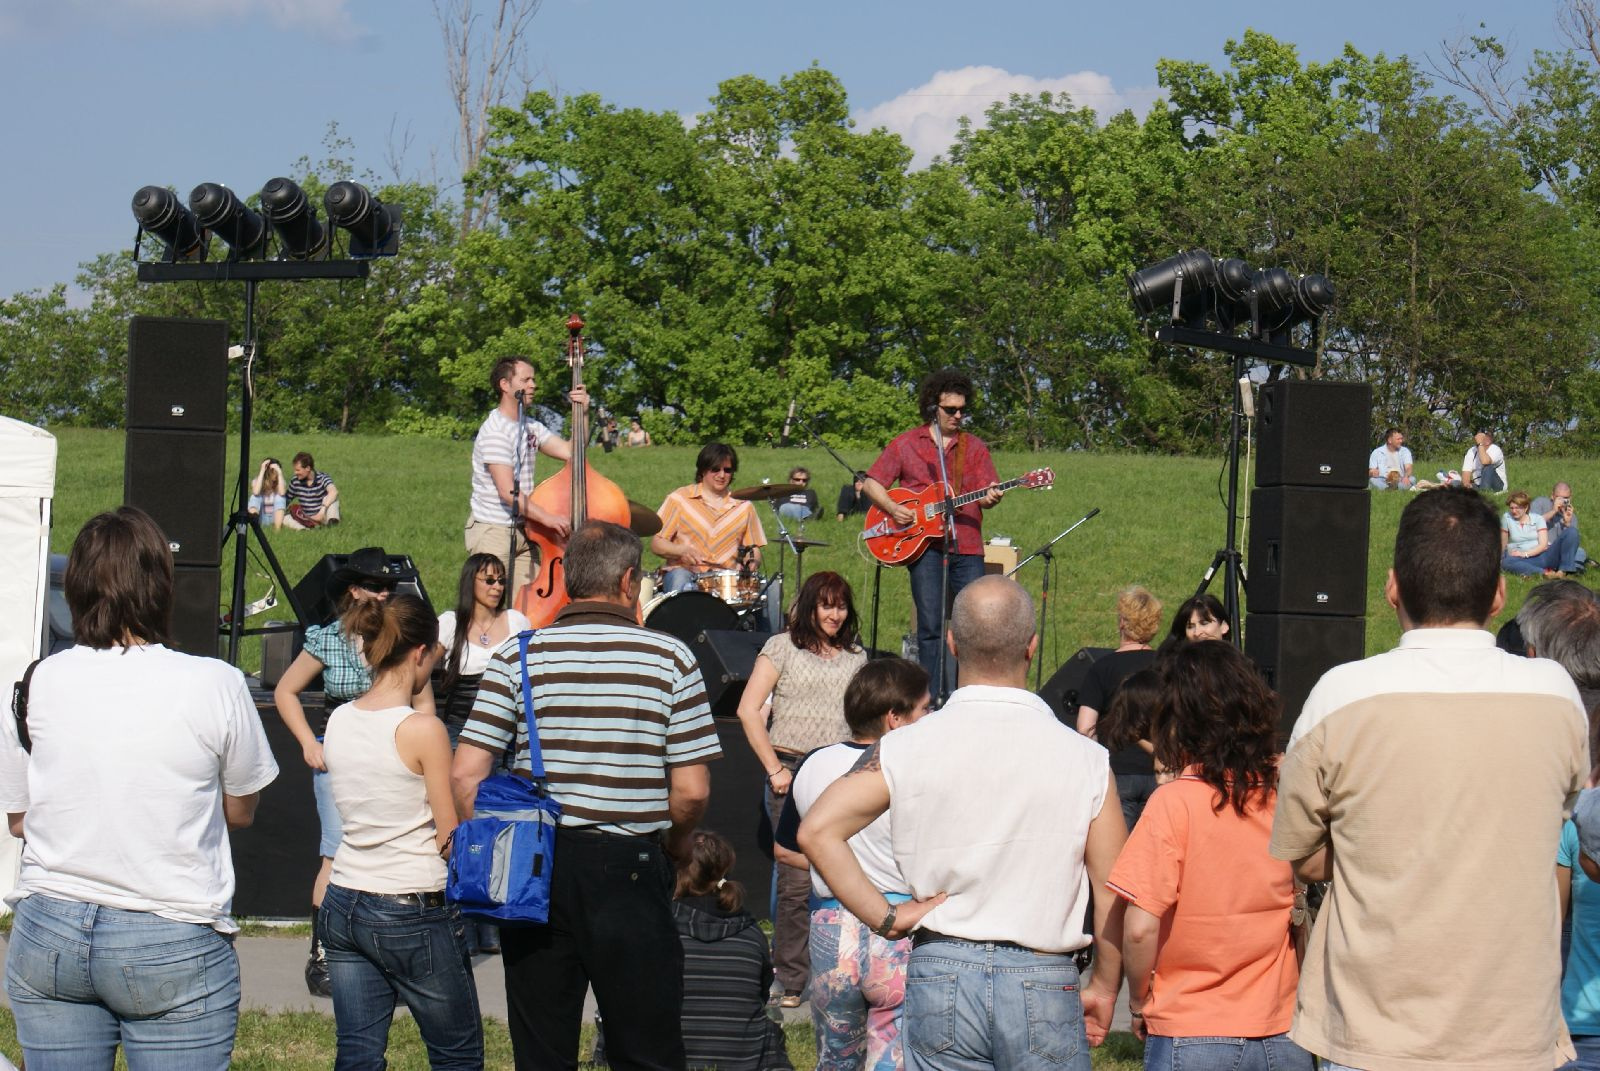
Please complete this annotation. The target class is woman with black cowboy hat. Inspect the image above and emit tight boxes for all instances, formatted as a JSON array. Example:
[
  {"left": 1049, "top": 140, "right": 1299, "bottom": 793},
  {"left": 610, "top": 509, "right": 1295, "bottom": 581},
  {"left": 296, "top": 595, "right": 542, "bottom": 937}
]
[{"left": 273, "top": 547, "right": 436, "bottom": 997}]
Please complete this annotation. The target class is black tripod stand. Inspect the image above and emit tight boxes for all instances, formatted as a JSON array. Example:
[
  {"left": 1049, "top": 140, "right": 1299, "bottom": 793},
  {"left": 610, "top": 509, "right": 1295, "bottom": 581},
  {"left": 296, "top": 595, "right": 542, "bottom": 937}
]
[{"left": 1191, "top": 352, "right": 1251, "bottom": 647}]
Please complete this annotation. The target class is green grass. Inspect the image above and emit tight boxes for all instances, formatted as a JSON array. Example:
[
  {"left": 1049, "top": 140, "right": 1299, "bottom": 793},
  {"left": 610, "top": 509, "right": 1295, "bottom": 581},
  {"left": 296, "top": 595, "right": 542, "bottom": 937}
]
[
  {"left": 46, "top": 427, "right": 1596, "bottom": 673},
  {"left": 0, "top": 1000, "right": 1147, "bottom": 1069}
]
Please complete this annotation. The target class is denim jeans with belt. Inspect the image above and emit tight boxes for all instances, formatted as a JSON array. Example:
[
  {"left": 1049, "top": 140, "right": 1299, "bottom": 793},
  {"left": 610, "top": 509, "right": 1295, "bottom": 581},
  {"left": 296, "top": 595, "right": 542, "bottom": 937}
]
[
  {"left": 907, "top": 550, "right": 986, "bottom": 695},
  {"left": 5, "top": 893, "right": 242, "bottom": 1071},
  {"left": 1143, "top": 1033, "right": 1313, "bottom": 1071},
  {"left": 904, "top": 937, "right": 1090, "bottom": 1071},
  {"left": 317, "top": 883, "right": 482, "bottom": 1071}
]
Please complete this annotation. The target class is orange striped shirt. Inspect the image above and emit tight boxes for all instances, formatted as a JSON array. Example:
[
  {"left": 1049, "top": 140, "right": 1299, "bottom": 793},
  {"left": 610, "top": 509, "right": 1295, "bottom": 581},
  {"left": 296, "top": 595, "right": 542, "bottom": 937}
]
[{"left": 657, "top": 484, "right": 767, "bottom": 570}]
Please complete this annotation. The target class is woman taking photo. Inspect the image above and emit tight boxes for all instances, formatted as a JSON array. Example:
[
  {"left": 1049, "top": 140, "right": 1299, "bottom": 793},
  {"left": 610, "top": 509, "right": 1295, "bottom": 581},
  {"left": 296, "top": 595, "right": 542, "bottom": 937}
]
[
  {"left": 249, "top": 457, "right": 288, "bottom": 529},
  {"left": 2, "top": 507, "right": 279, "bottom": 1070},
  {"left": 736, "top": 571, "right": 867, "bottom": 1008},
  {"left": 436, "top": 552, "right": 531, "bottom": 744},
  {"left": 320, "top": 593, "right": 481, "bottom": 1069},
  {"left": 274, "top": 547, "right": 434, "bottom": 997},
  {"left": 1106, "top": 640, "right": 1309, "bottom": 1071}
]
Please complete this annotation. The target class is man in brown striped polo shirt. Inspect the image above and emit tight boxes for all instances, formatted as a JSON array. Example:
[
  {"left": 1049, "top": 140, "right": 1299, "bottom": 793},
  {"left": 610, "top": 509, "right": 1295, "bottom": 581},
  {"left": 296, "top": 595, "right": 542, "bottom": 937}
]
[{"left": 1272, "top": 488, "right": 1588, "bottom": 1071}]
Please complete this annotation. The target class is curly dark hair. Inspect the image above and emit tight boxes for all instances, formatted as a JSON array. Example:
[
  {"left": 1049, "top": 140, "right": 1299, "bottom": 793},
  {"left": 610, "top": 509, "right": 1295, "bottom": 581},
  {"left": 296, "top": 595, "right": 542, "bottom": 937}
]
[
  {"left": 918, "top": 368, "right": 976, "bottom": 422},
  {"left": 1096, "top": 667, "right": 1161, "bottom": 753},
  {"left": 1152, "top": 641, "right": 1282, "bottom": 816}
]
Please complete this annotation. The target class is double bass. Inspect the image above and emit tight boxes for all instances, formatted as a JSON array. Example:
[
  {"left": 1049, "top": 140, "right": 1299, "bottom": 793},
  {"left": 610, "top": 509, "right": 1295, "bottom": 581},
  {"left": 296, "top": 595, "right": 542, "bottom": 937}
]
[{"left": 514, "top": 315, "right": 632, "bottom": 626}]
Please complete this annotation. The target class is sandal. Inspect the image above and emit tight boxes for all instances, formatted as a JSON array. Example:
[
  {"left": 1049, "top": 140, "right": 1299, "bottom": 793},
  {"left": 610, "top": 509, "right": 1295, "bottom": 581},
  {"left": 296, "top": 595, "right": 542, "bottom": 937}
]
[{"left": 778, "top": 992, "right": 803, "bottom": 1008}]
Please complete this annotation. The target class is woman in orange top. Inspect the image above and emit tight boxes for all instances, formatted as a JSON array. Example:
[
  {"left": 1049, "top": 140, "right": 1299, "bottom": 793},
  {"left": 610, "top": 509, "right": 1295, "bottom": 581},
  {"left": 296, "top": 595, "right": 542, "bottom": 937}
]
[{"left": 1106, "top": 640, "right": 1311, "bottom": 1071}]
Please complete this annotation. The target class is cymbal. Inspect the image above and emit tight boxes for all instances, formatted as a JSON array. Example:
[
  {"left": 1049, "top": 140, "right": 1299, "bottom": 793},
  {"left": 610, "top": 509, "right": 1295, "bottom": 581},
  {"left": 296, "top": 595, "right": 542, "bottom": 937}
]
[
  {"left": 627, "top": 500, "right": 663, "bottom": 538},
  {"left": 732, "top": 482, "right": 805, "bottom": 502},
  {"left": 785, "top": 537, "right": 829, "bottom": 549}
]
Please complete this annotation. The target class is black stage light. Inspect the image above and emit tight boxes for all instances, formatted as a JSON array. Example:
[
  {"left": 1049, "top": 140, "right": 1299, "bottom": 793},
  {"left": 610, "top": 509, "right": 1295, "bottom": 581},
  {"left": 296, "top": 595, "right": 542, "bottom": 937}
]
[
  {"left": 1251, "top": 267, "right": 1298, "bottom": 327},
  {"left": 131, "top": 186, "right": 204, "bottom": 260},
  {"left": 1128, "top": 249, "right": 1215, "bottom": 321},
  {"left": 1213, "top": 257, "right": 1255, "bottom": 330},
  {"left": 189, "top": 183, "right": 269, "bottom": 260},
  {"left": 260, "top": 177, "right": 327, "bottom": 260},
  {"left": 324, "top": 181, "right": 400, "bottom": 257},
  {"left": 1294, "top": 274, "right": 1335, "bottom": 321}
]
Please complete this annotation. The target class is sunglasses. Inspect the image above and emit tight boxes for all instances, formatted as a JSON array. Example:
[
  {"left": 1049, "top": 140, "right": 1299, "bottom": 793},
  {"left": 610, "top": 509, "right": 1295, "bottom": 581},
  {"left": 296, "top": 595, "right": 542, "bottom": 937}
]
[
  {"left": 478, "top": 575, "right": 507, "bottom": 586},
  {"left": 355, "top": 580, "right": 397, "bottom": 594},
  {"left": 710, "top": 466, "right": 736, "bottom": 474},
  {"left": 938, "top": 405, "right": 968, "bottom": 416}
]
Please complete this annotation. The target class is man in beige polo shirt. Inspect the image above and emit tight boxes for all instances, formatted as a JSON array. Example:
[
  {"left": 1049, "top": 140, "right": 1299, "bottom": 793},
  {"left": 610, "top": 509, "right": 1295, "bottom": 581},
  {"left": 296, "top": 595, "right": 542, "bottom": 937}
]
[{"left": 1272, "top": 487, "right": 1589, "bottom": 1071}]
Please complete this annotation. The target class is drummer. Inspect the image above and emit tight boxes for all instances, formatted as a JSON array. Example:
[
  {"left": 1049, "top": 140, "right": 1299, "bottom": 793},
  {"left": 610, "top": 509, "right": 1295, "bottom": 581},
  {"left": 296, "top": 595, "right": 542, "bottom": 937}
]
[{"left": 651, "top": 443, "right": 768, "bottom": 594}]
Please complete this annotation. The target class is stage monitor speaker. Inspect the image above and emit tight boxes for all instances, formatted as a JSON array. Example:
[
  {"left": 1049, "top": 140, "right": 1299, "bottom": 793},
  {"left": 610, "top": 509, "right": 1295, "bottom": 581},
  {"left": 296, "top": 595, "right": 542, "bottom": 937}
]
[
  {"left": 696, "top": 629, "right": 771, "bottom": 719},
  {"left": 291, "top": 553, "right": 430, "bottom": 627},
  {"left": 259, "top": 622, "right": 306, "bottom": 689},
  {"left": 171, "top": 565, "right": 222, "bottom": 658},
  {"left": 1255, "top": 380, "right": 1372, "bottom": 489},
  {"left": 1248, "top": 486, "right": 1370, "bottom": 617},
  {"left": 124, "top": 428, "right": 226, "bottom": 567},
  {"left": 1245, "top": 613, "right": 1365, "bottom": 740},
  {"left": 1037, "top": 646, "right": 1113, "bottom": 730},
  {"left": 126, "top": 317, "right": 229, "bottom": 432}
]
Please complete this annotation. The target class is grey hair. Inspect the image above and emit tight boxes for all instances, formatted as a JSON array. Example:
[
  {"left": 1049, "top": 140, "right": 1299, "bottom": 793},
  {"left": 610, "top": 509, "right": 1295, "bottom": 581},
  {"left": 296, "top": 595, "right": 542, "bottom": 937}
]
[
  {"left": 563, "top": 520, "right": 643, "bottom": 600},
  {"left": 1518, "top": 582, "right": 1600, "bottom": 688},
  {"left": 949, "top": 575, "right": 1036, "bottom": 671}
]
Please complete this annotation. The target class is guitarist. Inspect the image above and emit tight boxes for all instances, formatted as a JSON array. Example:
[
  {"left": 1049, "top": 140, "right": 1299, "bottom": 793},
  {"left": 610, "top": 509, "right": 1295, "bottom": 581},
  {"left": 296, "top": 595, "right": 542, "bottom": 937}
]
[{"left": 861, "top": 368, "right": 1004, "bottom": 692}]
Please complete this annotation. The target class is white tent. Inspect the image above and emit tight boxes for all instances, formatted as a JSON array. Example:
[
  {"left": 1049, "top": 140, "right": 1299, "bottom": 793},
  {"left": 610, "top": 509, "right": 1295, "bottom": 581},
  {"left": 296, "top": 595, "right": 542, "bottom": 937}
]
[{"left": 0, "top": 416, "right": 55, "bottom": 903}]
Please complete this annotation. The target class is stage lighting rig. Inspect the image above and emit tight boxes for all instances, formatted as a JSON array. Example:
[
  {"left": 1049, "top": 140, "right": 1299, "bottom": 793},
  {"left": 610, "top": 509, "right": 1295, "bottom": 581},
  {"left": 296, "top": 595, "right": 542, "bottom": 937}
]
[
  {"left": 131, "top": 186, "right": 204, "bottom": 262},
  {"left": 324, "top": 181, "right": 400, "bottom": 258},
  {"left": 189, "top": 183, "right": 270, "bottom": 261}
]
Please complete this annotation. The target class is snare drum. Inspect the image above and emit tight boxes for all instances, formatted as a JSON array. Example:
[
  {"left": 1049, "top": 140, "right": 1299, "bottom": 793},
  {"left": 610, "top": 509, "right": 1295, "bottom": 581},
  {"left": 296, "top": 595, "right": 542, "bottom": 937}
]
[
  {"left": 642, "top": 590, "right": 740, "bottom": 647},
  {"left": 695, "top": 569, "right": 762, "bottom": 608}
]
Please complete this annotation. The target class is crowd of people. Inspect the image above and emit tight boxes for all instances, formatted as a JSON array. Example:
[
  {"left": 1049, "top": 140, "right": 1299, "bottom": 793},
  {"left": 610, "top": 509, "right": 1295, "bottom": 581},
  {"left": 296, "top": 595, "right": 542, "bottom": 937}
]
[{"left": 8, "top": 358, "right": 1600, "bottom": 1071}]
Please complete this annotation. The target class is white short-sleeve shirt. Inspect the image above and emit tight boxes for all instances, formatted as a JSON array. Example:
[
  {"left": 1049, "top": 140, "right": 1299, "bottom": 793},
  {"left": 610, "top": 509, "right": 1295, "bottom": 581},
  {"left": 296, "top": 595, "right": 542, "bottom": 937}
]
[{"left": 470, "top": 408, "right": 552, "bottom": 525}]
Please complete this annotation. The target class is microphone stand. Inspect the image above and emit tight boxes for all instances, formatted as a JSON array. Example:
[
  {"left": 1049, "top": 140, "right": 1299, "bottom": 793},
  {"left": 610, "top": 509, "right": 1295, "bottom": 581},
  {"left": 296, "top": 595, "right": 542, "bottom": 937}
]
[
  {"left": 509, "top": 390, "right": 530, "bottom": 595},
  {"left": 1007, "top": 507, "right": 1102, "bottom": 690},
  {"left": 931, "top": 422, "right": 958, "bottom": 704}
]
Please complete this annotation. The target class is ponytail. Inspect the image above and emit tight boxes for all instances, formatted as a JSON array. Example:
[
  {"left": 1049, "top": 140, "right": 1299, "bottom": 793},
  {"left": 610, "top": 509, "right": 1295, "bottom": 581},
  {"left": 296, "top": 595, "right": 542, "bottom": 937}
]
[
  {"left": 673, "top": 829, "right": 744, "bottom": 913},
  {"left": 346, "top": 593, "right": 439, "bottom": 679}
]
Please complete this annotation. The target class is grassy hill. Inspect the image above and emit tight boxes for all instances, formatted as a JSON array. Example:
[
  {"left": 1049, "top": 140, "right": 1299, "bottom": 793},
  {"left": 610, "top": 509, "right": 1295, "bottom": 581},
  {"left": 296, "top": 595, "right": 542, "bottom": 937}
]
[{"left": 45, "top": 428, "right": 1596, "bottom": 675}]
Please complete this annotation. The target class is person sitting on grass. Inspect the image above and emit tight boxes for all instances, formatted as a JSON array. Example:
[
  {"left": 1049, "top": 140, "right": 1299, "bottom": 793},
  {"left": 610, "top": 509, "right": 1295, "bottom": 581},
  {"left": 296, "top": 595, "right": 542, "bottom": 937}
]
[
  {"left": 672, "top": 830, "right": 793, "bottom": 1071},
  {"left": 249, "top": 457, "right": 288, "bottom": 529},
  {"left": 1503, "top": 490, "right": 1571, "bottom": 578},
  {"left": 284, "top": 451, "right": 341, "bottom": 529}
]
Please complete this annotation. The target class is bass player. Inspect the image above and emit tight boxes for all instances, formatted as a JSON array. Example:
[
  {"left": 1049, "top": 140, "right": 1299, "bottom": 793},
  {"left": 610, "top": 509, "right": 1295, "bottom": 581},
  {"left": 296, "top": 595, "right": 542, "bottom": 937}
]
[{"left": 861, "top": 368, "right": 1004, "bottom": 693}]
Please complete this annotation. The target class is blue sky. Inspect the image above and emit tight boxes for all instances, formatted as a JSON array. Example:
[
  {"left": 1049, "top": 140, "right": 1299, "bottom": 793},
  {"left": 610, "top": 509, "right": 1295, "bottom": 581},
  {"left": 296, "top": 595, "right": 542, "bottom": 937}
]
[{"left": 0, "top": 0, "right": 1573, "bottom": 300}]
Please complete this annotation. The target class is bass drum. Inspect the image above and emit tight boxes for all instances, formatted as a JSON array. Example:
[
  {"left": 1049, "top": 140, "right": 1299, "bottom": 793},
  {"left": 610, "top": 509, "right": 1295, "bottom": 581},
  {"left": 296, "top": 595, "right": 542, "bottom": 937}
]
[{"left": 642, "top": 590, "right": 741, "bottom": 647}]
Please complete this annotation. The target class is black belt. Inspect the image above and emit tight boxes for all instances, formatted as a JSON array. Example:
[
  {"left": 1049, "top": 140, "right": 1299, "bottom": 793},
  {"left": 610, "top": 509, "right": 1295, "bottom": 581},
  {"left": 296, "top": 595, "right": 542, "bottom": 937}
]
[
  {"left": 912, "top": 929, "right": 1093, "bottom": 971},
  {"left": 557, "top": 826, "right": 662, "bottom": 844},
  {"left": 365, "top": 890, "right": 447, "bottom": 909}
]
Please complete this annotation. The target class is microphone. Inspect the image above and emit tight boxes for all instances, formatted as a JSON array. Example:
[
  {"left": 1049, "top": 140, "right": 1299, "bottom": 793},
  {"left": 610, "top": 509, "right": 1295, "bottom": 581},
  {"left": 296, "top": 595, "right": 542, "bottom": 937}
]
[{"left": 781, "top": 398, "right": 797, "bottom": 446}]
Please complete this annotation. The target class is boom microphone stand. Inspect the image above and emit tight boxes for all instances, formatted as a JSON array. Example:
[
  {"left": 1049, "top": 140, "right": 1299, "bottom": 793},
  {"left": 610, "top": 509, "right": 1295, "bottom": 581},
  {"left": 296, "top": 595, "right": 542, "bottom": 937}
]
[
  {"left": 1008, "top": 507, "right": 1101, "bottom": 690},
  {"left": 930, "top": 422, "right": 958, "bottom": 704}
]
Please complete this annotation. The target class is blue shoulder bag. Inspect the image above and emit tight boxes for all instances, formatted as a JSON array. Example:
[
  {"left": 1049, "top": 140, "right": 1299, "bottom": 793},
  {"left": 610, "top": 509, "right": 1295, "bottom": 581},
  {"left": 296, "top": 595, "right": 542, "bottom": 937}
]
[{"left": 445, "top": 631, "right": 562, "bottom": 924}]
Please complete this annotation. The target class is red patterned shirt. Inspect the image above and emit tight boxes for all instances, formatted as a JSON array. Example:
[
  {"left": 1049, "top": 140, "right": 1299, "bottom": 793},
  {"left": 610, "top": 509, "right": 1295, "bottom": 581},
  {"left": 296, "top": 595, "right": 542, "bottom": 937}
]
[{"left": 866, "top": 426, "right": 997, "bottom": 555}]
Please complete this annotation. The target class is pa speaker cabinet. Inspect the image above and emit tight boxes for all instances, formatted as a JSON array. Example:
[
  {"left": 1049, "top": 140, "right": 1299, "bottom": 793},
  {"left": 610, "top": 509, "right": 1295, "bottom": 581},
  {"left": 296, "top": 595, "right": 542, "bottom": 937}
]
[
  {"left": 171, "top": 565, "right": 222, "bottom": 658},
  {"left": 1246, "top": 613, "right": 1365, "bottom": 739},
  {"left": 1037, "top": 646, "right": 1113, "bottom": 730},
  {"left": 1256, "top": 380, "right": 1372, "bottom": 489},
  {"left": 127, "top": 317, "right": 229, "bottom": 431},
  {"left": 292, "top": 554, "right": 430, "bottom": 627},
  {"left": 1248, "top": 486, "right": 1370, "bottom": 617},
  {"left": 696, "top": 629, "right": 772, "bottom": 719},
  {"left": 124, "top": 428, "right": 226, "bottom": 567}
]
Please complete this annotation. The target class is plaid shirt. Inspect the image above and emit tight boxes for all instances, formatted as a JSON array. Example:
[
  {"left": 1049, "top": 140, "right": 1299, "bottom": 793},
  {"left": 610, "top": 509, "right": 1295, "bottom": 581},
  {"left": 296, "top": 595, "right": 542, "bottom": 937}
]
[{"left": 303, "top": 621, "right": 371, "bottom": 704}]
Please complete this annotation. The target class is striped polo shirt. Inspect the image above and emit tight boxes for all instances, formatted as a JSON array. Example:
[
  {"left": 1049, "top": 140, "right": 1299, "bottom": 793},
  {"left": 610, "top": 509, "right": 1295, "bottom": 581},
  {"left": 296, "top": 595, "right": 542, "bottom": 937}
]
[
  {"left": 288, "top": 471, "right": 334, "bottom": 513},
  {"left": 656, "top": 484, "right": 767, "bottom": 571},
  {"left": 459, "top": 600, "right": 722, "bottom": 835}
]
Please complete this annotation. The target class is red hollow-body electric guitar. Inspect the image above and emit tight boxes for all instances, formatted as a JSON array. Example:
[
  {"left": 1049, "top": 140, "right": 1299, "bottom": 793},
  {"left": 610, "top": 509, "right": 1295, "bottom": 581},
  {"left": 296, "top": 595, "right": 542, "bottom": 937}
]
[{"left": 862, "top": 468, "right": 1055, "bottom": 566}]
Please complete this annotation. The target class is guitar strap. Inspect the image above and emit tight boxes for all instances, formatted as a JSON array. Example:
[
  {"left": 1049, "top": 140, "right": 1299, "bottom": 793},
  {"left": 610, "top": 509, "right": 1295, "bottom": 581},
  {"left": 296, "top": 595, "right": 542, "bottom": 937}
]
[{"left": 951, "top": 432, "right": 968, "bottom": 496}]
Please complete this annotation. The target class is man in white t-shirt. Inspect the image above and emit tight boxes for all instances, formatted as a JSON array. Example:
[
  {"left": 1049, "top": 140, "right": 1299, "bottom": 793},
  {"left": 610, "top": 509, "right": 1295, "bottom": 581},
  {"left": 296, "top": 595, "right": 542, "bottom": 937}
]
[
  {"left": 1367, "top": 427, "right": 1415, "bottom": 490},
  {"left": 465, "top": 356, "right": 588, "bottom": 589},
  {"left": 799, "top": 576, "right": 1127, "bottom": 1067},
  {"left": 1461, "top": 430, "right": 1507, "bottom": 492}
]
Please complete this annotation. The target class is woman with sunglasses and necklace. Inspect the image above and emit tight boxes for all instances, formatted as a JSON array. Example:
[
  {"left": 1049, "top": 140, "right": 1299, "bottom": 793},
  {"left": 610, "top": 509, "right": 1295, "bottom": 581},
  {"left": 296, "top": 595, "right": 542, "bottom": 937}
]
[
  {"left": 651, "top": 442, "right": 768, "bottom": 594},
  {"left": 274, "top": 547, "right": 437, "bottom": 998}
]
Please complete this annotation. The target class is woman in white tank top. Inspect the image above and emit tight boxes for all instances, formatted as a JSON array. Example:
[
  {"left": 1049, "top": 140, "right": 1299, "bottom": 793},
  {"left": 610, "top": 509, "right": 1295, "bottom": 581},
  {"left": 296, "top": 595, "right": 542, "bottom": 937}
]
[{"left": 319, "top": 593, "right": 483, "bottom": 1069}]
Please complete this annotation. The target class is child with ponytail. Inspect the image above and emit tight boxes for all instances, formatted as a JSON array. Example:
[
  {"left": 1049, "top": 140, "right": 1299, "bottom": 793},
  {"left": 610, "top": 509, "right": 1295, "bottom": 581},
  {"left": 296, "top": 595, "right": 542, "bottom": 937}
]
[
  {"left": 319, "top": 592, "right": 483, "bottom": 1068},
  {"left": 673, "top": 830, "right": 793, "bottom": 1071}
]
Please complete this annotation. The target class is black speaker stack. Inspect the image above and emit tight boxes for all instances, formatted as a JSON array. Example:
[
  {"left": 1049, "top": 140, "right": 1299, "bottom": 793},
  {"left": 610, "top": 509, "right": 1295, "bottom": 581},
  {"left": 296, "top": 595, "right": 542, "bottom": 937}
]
[
  {"left": 1246, "top": 380, "right": 1372, "bottom": 737},
  {"left": 123, "top": 317, "right": 229, "bottom": 658}
]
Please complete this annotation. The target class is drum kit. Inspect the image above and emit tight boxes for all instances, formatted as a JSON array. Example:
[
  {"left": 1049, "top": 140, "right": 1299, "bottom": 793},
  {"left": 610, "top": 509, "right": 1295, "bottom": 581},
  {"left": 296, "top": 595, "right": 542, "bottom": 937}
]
[{"left": 636, "top": 480, "right": 828, "bottom": 649}]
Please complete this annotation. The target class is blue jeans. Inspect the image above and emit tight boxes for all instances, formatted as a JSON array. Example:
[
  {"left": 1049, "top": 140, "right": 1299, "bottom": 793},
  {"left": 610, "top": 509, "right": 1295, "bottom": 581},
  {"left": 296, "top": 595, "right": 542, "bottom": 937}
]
[
  {"left": 904, "top": 938, "right": 1089, "bottom": 1070},
  {"left": 1560, "top": 1035, "right": 1600, "bottom": 1070},
  {"left": 908, "top": 550, "right": 986, "bottom": 695},
  {"left": 663, "top": 567, "right": 698, "bottom": 593},
  {"left": 1144, "top": 1034, "right": 1313, "bottom": 1071},
  {"left": 5, "top": 893, "right": 241, "bottom": 1071},
  {"left": 1504, "top": 524, "right": 1582, "bottom": 576},
  {"left": 313, "top": 764, "right": 343, "bottom": 857},
  {"left": 317, "top": 883, "right": 482, "bottom": 1071},
  {"left": 778, "top": 502, "right": 812, "bottom": 524}
]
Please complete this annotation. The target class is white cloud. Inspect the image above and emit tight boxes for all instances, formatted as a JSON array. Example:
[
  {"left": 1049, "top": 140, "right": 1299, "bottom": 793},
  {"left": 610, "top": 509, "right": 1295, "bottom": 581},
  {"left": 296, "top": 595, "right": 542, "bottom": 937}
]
[{"left": 854, "top": 65, "right": 1161, "bottom": 168}]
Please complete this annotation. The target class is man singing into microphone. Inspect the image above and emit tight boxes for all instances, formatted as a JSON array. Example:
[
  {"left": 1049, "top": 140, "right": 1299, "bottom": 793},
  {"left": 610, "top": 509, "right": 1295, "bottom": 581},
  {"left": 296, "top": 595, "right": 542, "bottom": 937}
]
[
  {"left": 861, "top": 368, "right": 1003, "bottom": 692},
  {"left": 465, "top": 356, "right": 588, "bottom": 585}
]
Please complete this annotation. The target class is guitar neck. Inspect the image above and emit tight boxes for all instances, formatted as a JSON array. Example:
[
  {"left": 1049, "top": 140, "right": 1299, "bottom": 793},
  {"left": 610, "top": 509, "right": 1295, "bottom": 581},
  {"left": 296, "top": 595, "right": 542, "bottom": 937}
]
[{"left": 933, "top": 476, "right": 1027, "bottom": 513}]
